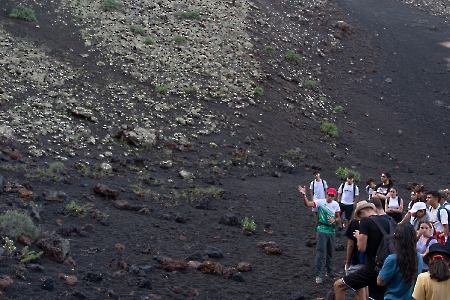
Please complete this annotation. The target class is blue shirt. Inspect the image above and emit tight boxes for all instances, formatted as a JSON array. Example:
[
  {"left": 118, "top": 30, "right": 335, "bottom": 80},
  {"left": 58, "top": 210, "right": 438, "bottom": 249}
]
[{"left": 378, "top": 253, "right": 423, "bottom": 300}]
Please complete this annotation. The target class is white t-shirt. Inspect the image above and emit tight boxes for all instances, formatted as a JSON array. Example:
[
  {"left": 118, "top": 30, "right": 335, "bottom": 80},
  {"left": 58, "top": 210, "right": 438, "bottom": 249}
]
[
  {"left": 366, "top": 185, "right": 374, "bottom": 200},
  {"left": 387, "top": 196, "right": 400, "bottom": 209},
  {"left": 338, "top": 183, "right": 359, "bottom": 205},
  {"left": 313, "top": 199, "right": 341, "bottom": 216},
  {"left": 309, "top": 179, "right": 328, "bottom": 200},
  {"left": 428, "top": 206, "right": 449, "bottom": 233}
]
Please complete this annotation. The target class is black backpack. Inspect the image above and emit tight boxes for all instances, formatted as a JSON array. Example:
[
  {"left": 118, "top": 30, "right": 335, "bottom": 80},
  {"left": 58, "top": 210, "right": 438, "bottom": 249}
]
[
  {"left": 311, "top": 179, "right": 326, "bottom": 197},
  {"left": 371, "top": 216, "right": 395, "bottom": 273},
  {"left": 339, "top": 182, "right": 357, "bottom": 199}
]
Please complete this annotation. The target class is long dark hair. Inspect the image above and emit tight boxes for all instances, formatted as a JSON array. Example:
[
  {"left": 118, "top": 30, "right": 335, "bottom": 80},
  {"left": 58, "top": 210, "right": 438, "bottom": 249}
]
[
  {"left": 394, "top": 223, "right": 418, "bottom": 285},
  {"left": 429, "top": 254, "right": 450, "bottom": 282}
]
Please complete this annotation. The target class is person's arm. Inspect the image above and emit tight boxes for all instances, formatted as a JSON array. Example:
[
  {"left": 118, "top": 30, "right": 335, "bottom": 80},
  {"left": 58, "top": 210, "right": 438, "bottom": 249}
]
[
  {"left": 377, "top": 276, "right": 387, "bottom": 286},
  {"left": 309, "top": 189, "right": 314, "bottom": 201},
  {"left": 337, "top": 193, "right": 342, "bottom": 203},
  {"left": 335, "top": 212, "right": 342, "bottom": 229},
  {"left": 385, "top": 199, "right": 391, "bottom": 213},
  {"left": 354, "top": 186, "right": 360, "bottom": 204},
  {"left": 440, "top": 209, "right": 449, "bottom": 237},
  {"left": 298, "top": 186, "right": 314, "bottom": 207},
  {"left": 399, "top": 211, "right": 411, "bottom": 224},
  {"left": 345, "top": 239, "right": 355, "bottom": 270},
  {"left": 356, "top": 232, "right": 368, "bottom": 253},
  {"left": 395, "top": 198, "right": 404, "bottom": 213}
]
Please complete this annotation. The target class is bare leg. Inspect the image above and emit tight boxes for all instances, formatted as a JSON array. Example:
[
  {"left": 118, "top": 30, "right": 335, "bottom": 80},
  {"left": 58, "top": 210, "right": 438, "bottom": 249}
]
[
  {"left": 334, "top": 279, "right": 347, "bottom": 300},
  {"left": 355, "top": 288, "right": 368, "bottom": 300}
]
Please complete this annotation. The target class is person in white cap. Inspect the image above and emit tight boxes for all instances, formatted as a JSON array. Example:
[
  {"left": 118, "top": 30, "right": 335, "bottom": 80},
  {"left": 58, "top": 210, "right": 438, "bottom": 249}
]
[{"left": 409, "top": 202, "right": 429, "bottom": 231}]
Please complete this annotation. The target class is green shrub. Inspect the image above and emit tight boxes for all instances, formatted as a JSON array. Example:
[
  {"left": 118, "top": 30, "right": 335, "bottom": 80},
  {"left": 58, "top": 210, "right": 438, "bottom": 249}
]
[
  {"left": 254, "top": 87, "right": 264, "bottom": 96},
  {"left": 304, "top": 80, "right": 317, "bottom": 90},
  {"left": 189, "top": 186, "right": 225, "bottom": 199},
  {"left": 335, "top": 167, "right": 361, "bottom": 182},
  {"left": 183, "top": 86, "right": 196, "bottom": 93},
  {"left": 19, "top": 246, "right": 43, "bottom": 263},
  {"left": 241, "top": 217, "right": 257, "bottom": 232},
  {"left": 26, "top": 162, "right": 65, "bottom": 181},
  {"left": 9, "top": 5, "right": 37, "bottom": 22},
  {"left": 172, "top": 35, "right": 186, "bottom": 43},
  {"left": 156, "top": 85, "right": 168, "bottom": 94},
  {"left": 3, "top": 237, "right": 16, "bottom": 255},
  {"left": 182, "top": 10, "right": 201, "bottom": 20},
  {"left": 101, "top": 0, "right": 121, "bottom": 11},
  {"left": 219, "top": 87, "right": 228, "bottom": 94},
  {"left": 320, "top": 121, "right": 338, "bottom": 138},
  {"left": 285, "top": 50, "right": 302, "bottom": 64},
  {"left": 144, "top": 38, "right": 154, "bottom": 45},
  {"left": 333, "top": 105, "right": 344, "bottom": 113},
  {"left": 319, "top": 96, "right": 327, "bottom": 102},
  {"left": 48, "top": 162, "right": 64, "bottom": 173},
  {"left": 65, "top": 201, "right": 93, "bottom": 218},
  {"left": 264, "top": 45, "right": 276, "bottom": 56},
  {"left": 0, "top": 211, "right": 40, "bottom": 240},
  {"left": 130, "top": 25, "right": 145, "bottom": 35}
]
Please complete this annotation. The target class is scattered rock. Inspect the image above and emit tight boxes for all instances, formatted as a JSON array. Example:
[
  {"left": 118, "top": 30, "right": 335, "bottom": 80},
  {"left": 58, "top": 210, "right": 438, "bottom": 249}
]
[
  {"left": 43, "top": 189, "right": 67, "bottom": 202},
  {"left": 36, "top": 232, "right": 70, "bottom": 263},
  {"left": 17, "top": 187, "right": 33, "bottom": 200},
  {"left": 195, "top": 197, "right": 215, "bottom": 210},
  {"left": 257, "top": 241, "right": 282, "bottom": 255},
  {"left": 41, "top": 277, "right": 54, "bottom": 291},
  {"left": 83, "top": 272, "right": 103, "bottom": 282},
  {"left": 236, "top": 262, "right": 252, "bottom": 272},
  {"left": 15, "top": 265, "right": 27, "bottom": 280},
  {"left": 0, "top": 276, "right": 13, "bottom": 290},
  {"left": 159, "top": 257, "right": 187, "bottom": 272},
  {"left": 58, "top": 273, "right": 77, "bottom": 286},
  {"left": 94, "top": 183, "right": 120, "bottom": 199},
  {"left": 205, "top": 246, "right": 223, "bottom": 258},
  {"left": 219, "top": 213, "right": 240, "bottom": 226}
]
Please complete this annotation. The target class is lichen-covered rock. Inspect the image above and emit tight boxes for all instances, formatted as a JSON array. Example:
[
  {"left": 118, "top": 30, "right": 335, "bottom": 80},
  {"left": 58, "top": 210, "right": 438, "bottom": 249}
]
[{"left": 36, "top": 232, "right": 70, "bottom": 263}]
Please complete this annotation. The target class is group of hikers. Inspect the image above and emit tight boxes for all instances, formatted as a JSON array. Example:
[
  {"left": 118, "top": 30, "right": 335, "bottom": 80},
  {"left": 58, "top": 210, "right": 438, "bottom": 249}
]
[{"left": 297, "top": 171, "right": 450, "bottom": 300}]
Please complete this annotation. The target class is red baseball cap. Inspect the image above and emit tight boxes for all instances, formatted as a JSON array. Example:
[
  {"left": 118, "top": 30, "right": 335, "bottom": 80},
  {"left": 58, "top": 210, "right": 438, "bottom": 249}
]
[{"left": 327, "top": 188, "right": 337, "bottom": 196}]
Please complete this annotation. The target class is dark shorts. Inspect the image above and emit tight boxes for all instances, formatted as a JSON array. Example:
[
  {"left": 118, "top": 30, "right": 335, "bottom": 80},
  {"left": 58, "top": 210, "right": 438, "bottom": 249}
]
[
  {"left": 342, "top": 267, "right": 386, "bottom": 300},
  {"left": 340, "top": 203, "right": 354, "bottom": 220}
]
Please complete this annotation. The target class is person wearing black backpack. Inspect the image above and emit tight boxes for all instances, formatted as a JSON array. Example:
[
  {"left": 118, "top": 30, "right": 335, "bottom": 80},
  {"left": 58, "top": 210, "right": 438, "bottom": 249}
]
[
  {"left": 334, "top": 201, "right": 392, "bottom": 300},
  {"left": 337, "top": 173, "right": 359, "bottom": 228}
]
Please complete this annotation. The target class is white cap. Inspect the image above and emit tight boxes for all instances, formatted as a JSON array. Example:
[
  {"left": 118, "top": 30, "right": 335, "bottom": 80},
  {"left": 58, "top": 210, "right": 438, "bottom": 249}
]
[{"left": 410, "top": 202, "right": 427, "bottom": 213}]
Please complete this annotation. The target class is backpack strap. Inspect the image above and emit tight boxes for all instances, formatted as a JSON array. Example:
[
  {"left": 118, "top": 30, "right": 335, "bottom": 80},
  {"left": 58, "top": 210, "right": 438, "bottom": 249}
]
[
  {"left": 425, "top": 236, "right": 436, "bottom": 247},
  {"left": 371, "top": 216, "right": 393, "bottom": 235},
  {"left": 437, "top": 205, "right": 450, "bottom": 223}
]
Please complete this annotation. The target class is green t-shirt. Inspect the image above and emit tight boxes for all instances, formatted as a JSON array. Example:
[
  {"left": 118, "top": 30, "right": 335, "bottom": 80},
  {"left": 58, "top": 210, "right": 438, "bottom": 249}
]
[{"left": 316, "top": 202, "right": 338, "bottom": 234}]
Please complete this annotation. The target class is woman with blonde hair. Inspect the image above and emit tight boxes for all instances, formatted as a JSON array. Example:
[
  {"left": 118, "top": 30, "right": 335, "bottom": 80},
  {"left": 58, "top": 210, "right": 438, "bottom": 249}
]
[{"left": 413, "top": 243, "right": 450, "bottom": 299}]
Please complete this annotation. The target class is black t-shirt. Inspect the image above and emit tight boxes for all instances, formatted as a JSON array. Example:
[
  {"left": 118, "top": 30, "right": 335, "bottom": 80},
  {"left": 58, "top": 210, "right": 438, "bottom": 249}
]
[
  {"left": 359, "top": 215, "right": 391, "bottom": 269},
  {"left": 374, "top": 182, "right": 394, "bottom": 196},
  {"left": 345, "top": 219, "right": 362, "bottom": 265}
]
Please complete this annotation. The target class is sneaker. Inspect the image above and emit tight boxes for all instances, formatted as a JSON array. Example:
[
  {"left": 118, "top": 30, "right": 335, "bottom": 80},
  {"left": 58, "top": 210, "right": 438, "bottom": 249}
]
[{"left": 315, "top": 276, "right": 323, "bottom": 284}]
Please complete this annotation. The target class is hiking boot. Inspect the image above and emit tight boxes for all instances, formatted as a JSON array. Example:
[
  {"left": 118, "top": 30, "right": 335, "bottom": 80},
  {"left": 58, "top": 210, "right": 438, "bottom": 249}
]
[{"left": 315, "top": 276, "right": 323, "bottom": 284}]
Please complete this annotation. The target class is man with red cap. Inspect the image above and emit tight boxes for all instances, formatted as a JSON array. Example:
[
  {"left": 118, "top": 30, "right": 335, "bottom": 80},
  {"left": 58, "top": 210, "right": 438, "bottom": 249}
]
[{"left": 298, "top": 185, "right": 342, "bottom": 284}]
